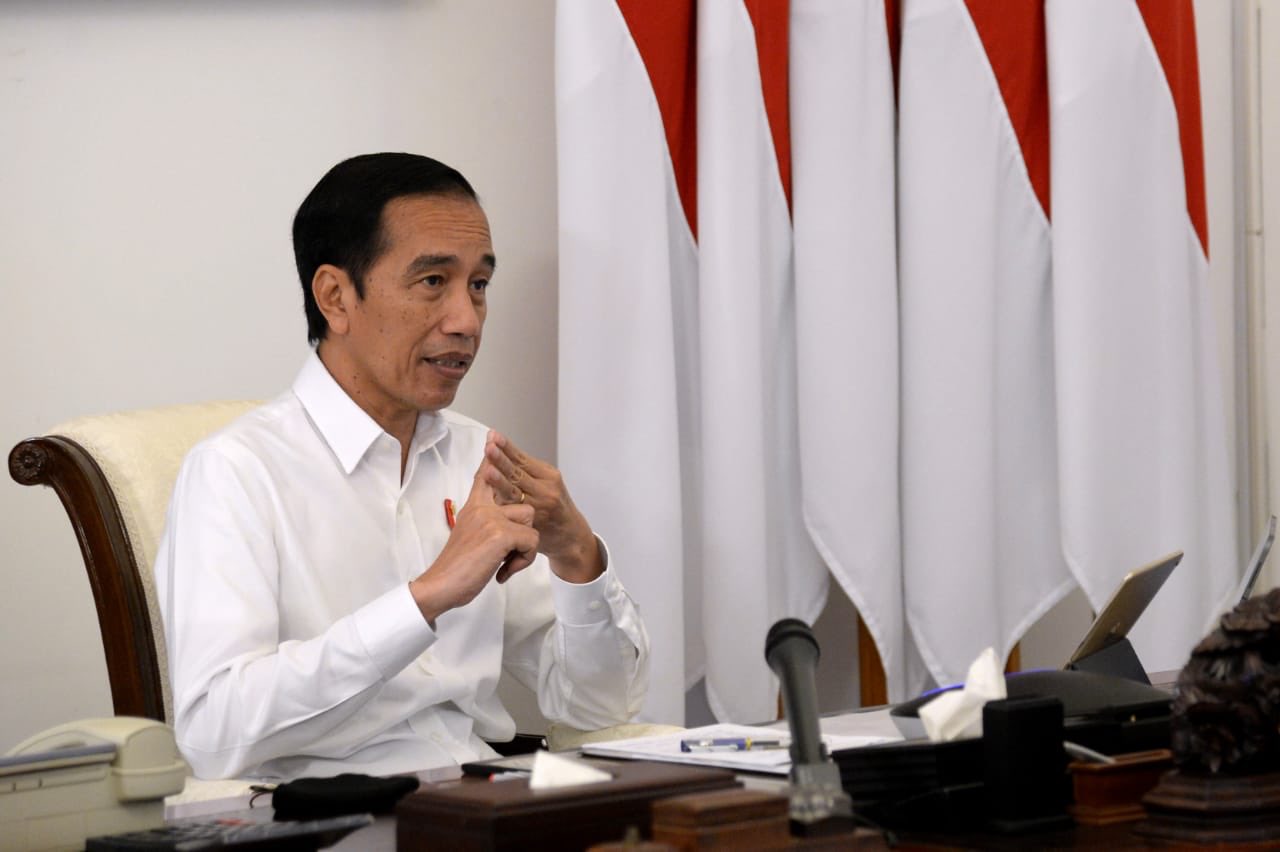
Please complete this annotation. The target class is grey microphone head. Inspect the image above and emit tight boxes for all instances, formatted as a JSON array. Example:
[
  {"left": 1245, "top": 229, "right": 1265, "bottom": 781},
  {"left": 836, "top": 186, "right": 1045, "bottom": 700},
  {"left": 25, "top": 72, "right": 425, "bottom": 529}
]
[
  {"left": 765, "top": 618, "right": 820, "bottom": 669},
  {"left": 765, "top": 618, "right": 824, "bottom": 767}
]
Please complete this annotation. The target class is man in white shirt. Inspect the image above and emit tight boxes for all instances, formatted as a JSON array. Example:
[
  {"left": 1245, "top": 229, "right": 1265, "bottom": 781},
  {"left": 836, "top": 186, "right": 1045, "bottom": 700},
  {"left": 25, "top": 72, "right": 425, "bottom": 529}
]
[{"left": 154, "top": 153, "right": 650, "bottom": 780}]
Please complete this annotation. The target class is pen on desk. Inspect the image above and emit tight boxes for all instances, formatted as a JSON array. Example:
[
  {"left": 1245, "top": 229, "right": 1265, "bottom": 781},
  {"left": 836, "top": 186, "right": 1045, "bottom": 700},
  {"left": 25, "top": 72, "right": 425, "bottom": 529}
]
[
  {"left": 444, "top": 498, "right": 457, "bottom": 530},
  {"left": 679, "top": 737, "right": 784, "bottom": 753}
]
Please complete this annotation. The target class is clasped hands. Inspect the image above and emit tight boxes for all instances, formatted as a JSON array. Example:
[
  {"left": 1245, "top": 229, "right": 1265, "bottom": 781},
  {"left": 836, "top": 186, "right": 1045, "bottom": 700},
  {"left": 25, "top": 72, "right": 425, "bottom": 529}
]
[{"left": 410, "top": 430, "right": 602, "bottom": 625}]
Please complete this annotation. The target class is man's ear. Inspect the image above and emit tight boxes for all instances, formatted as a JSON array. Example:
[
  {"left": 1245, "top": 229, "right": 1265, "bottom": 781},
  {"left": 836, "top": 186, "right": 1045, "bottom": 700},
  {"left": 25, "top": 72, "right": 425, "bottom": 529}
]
[{"left": 312, "top": 264, "right": 354, "bottom": 337}]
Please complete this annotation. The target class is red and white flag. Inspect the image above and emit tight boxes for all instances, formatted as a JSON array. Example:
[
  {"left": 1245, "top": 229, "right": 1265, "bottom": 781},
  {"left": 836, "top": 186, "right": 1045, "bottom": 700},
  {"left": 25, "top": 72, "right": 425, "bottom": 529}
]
[
  {"left": 898, "top": 0, "right": 1073, "bottom": 687},
  {"left": 790, "top": 0, "right": 906, "bottom": 699},
  {"left": 555, "top": 0, "right": 700, "bottom": 723},
  {"left": 559, "top": 0, "right": 837, "bottom": 724},
  {"left": 1046, "top": 0, "right": 1237, "bottom": 670},
  {"left": 556, "top": 0, "right": 1236, "bottom": 719},
  {"left": 696, "top": 0, "right": 827, "bottom": 723}
]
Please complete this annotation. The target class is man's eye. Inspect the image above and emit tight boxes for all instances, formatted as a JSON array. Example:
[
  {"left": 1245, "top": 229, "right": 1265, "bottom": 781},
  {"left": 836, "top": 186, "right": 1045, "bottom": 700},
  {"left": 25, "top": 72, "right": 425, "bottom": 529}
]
[
  {"left": 419, "top": 275, "right": 445, "bottom": 287},
  {"left": 470, "top": 279, "right": 490, "bottom": 292}
]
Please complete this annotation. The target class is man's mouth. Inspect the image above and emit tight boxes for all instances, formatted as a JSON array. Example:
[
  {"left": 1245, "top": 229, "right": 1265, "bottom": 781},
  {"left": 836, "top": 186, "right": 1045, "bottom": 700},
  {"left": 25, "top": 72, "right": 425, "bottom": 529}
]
[{"left": 423, "top": 353, "right": 473, "bottom": 377}]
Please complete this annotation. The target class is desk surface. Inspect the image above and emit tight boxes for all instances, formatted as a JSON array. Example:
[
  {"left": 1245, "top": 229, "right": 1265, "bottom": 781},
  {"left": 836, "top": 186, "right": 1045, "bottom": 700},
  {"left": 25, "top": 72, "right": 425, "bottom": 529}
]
[
  {"left": 168, "top": 704, "right": 1182, "bottom": 850},
  {"left": 188, "top": 805, "right": 1165, "bottom": 851}
]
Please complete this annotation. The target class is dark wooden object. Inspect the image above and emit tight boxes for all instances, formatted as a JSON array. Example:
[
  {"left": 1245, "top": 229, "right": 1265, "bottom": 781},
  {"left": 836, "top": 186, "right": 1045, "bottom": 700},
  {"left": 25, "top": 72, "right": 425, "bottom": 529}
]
[
  {"left": 396, "top": 761, "right": 740, "bottom": 851},
  {"left": 856, "top": 619, "right": 888, "bottom": 707},
  {"left": 9, "top": 435, "right": 164, "bottom": 721},
  {"left": 1068, "top": 749, "right": 1173, "bottom": 825},
  {"left": 651, "top": 787, "right": 792, "bottom": 850},
  {"left": 650, "top": 787, "right": 882, "bottom": 850},
  {"left": 1136, "top": 769, "right": 1280, "bottom": 846}
]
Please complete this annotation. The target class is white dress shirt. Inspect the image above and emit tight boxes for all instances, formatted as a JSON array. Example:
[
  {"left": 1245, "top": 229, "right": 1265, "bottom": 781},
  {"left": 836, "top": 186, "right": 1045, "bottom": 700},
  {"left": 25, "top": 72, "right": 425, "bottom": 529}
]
[{"left": 154, "top": 353, "right": 649, "bottom": 780}]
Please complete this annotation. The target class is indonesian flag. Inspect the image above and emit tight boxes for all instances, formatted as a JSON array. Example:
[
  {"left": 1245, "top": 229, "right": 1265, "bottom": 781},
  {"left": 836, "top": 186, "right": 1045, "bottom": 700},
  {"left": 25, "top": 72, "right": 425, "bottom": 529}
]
[
  {"left": 1046, "top": 0, "right": 1237, "bottom": 670},
  {"left": 555, "top": 0, "right": 699, "bottom": 723},
  {"left": 898, "top": 0, "right": 1073, "bottom": 687},
  {"left": 556, "top": 0, "right": 1236, "bottom": 721},
  {"left": 791, "top": 0, "right": 906, "bottom": 700},
  {"left": 558, "top": 0, "right": 833, "bottom": 724},
  {"left": 696, "top": 0, "right": 826, "bottom": 723}
]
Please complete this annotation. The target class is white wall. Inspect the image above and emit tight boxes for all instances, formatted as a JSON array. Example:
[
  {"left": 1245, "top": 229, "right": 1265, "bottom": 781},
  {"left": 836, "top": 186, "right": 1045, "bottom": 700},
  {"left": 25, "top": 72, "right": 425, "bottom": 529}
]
[{"left": 0, "top": 0, "right": 560, "bottom": 745}]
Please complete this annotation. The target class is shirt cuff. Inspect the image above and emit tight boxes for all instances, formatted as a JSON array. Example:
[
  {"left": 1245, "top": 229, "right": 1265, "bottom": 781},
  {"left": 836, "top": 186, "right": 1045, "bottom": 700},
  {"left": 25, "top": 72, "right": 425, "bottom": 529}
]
[
  {"left": 549, "top": 536, "right": 615, "bottom": 627},
  {"left": 350, "top": 584, "right": 438, "bottom": 680}
]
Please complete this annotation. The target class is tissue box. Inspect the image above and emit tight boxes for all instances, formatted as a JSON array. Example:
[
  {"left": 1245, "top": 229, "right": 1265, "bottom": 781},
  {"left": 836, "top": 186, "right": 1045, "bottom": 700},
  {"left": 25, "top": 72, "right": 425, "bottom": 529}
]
[{"left": 396, "top": 760, "right": 738, "bottom": 851}]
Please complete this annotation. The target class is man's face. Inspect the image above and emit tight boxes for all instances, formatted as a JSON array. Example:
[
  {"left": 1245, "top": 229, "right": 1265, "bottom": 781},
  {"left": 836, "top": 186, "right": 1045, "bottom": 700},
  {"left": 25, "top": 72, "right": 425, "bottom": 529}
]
[{"left": 336, "top": 193, "right": 494, "bottom": 420}]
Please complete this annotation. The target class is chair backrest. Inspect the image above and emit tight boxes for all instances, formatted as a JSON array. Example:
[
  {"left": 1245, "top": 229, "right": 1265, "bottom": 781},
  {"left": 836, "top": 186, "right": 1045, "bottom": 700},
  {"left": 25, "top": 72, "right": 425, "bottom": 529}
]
[{"left": 8, "top": 401, "right": 261, "bottom": 722}]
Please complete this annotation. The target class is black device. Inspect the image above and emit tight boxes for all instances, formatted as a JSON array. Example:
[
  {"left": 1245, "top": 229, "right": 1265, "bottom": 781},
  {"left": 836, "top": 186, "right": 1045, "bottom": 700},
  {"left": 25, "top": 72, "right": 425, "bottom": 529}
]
[
  {"left": 982, "top": 696, "right": 1072, "bottom": 833},
  {"left": 1064, "top": 551, "right": 1181, "bottom": 683},
  {"left": 764, "top": 618, "right": 854, "bottom": 835},
  {"left": 889, "top": 668, "right": 1171, "bottom": 754},
  {"left": 270, "top": 773, "right": 419, "bottom": 820},
  {"left": 845, "top": 669, "right": 1171, "bottom": 831},
  {"left": 85, "top": 812, "right": 372, "bottom": 851},
  {"left": 833, "top": 698, "right": 1076, "bottom": 834},
  {"left": 832, "top": 736, "right": 984, "bottom": 831}
]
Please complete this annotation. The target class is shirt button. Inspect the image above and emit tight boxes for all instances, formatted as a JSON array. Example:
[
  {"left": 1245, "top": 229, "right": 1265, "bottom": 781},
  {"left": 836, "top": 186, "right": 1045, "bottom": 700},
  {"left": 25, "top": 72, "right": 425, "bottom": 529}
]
[{"left": 588, "top": 601, "right": 602, "bottom": 612}]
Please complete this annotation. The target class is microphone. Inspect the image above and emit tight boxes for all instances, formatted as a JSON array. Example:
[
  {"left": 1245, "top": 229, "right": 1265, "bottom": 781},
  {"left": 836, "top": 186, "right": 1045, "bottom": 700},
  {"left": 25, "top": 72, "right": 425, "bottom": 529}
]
[
  {"left": 764, "top": 618, "right": 853, "bottom": 834},
  {"left": 765, "top": 618, "right": 826, "bottom": 768}
]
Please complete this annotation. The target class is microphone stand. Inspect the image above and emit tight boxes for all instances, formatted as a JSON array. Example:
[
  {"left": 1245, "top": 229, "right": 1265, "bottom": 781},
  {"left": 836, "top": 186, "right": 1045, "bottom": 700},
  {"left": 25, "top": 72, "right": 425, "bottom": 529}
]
[{"left": 765, "top": 618, "right": 856, "bottom": 837}]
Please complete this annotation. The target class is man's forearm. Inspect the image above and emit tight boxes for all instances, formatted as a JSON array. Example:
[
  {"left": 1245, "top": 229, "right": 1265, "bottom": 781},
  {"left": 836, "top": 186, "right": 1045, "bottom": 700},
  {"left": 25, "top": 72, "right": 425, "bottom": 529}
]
[{"left": 171, "top": 585, "right": 434, "bottom": 778}]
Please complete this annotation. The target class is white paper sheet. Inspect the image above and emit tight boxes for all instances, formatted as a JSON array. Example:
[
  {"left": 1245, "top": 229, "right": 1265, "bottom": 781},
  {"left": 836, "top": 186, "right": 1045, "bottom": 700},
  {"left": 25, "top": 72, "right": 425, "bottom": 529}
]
[{"left": 580, "top": 723, "right": 894, "bottom": 776}]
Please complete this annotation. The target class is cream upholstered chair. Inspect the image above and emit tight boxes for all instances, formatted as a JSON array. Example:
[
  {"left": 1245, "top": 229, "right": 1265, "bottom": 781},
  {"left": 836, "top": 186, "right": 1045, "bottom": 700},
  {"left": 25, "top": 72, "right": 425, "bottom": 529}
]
[{"left": 8, "top": 402, "right": 261, "bottom": 723}]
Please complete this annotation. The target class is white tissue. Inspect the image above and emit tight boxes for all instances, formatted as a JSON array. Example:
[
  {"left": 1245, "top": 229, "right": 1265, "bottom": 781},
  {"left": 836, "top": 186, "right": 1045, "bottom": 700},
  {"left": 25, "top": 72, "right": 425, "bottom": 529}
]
[
  {"left": 527, "top": 750, "right": 613, "bottom": 790},
  {"left": 918, "top": 646, "right": 1007, "bottom": 741}
]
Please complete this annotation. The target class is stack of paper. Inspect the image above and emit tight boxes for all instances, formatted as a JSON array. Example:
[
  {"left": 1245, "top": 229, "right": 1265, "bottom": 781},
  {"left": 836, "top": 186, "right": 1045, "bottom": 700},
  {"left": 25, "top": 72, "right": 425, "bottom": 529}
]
[{"left": 580, "top": 723, "right": 894, "bottom": 776}]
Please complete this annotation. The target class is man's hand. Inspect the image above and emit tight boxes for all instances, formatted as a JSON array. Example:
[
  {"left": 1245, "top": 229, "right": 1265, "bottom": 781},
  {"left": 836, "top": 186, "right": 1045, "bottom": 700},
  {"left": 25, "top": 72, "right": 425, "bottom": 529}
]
[
  {"left": 482, "top": 430, "right": 603, "bottom": 584},
  {"left": 409, "top": 458, "right": 539, "bottom": 625}
]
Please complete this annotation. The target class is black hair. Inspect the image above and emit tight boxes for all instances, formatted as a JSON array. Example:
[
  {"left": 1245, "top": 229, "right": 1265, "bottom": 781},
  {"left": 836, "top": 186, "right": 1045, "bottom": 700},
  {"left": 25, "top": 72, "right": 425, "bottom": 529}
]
[{"left": 292, "top": 152, "right": 478, "bottom": 343}]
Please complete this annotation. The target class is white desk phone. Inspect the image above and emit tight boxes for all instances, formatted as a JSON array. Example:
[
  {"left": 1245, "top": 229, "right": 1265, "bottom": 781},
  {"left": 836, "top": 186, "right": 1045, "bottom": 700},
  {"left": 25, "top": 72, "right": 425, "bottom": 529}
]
[{"left": 0, "top": 717, "right": 187, "bottom": 852}]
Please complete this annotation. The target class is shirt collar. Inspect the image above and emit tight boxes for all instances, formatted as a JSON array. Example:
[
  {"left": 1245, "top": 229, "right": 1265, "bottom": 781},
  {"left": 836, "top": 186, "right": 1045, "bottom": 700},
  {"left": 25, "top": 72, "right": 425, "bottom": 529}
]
[
  {"left": 293, "top": 352, "right": 382, "bottom": 474},
  {"left": 292, "top": 351, "right": 448, "bottom": 475}
]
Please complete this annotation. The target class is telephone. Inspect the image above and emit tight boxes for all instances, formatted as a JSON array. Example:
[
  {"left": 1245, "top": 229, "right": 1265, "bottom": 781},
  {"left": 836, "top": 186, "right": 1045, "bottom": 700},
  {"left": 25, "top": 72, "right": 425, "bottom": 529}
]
[{"left": 0, "top": 717, "right": 187, "bottom": 852}]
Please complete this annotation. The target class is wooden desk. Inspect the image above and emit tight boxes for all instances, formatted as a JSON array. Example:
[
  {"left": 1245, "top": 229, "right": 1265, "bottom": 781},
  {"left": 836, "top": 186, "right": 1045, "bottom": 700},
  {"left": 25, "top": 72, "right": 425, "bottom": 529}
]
[
  {"left": 166, "top": 703, "right": 1186, "bottom": 849},
  {"left": 896, "top": 821, "right": 1157, "bottom": 850},
  {"left": 175, "top": 784, "right": 1187, "bottom": 850}
]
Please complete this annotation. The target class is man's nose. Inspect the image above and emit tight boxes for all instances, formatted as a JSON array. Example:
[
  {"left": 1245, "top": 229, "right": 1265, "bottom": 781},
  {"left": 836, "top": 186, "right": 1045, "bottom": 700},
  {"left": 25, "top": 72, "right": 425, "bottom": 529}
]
[{"left": 440, "top": 283, "right": 482, "bottom": 337}]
